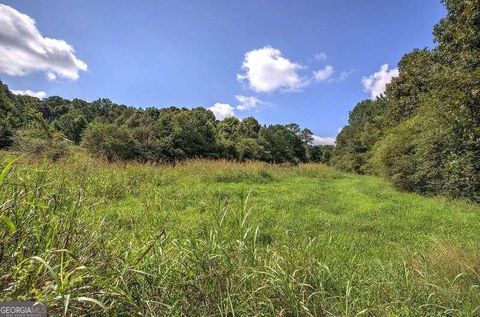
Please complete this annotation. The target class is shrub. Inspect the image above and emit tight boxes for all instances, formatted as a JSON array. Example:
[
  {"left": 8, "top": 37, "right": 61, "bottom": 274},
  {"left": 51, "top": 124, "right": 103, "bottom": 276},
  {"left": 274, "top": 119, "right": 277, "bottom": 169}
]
[{"left": 13, "top": 122, "right": 70, "bottom": 161}]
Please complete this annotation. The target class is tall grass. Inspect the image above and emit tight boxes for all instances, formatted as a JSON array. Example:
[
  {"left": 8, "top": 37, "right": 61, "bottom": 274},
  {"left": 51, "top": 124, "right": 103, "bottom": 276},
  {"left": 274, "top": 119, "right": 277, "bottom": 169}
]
[{"left": 0, "top": 153, "right": 479, "bottom": 316}]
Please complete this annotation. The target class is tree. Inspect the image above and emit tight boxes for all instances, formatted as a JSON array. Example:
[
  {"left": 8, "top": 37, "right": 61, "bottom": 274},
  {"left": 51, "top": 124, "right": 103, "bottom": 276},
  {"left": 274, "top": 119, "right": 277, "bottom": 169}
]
[
  {"left": 217, "top": 117, "right": 240, "bottom": 159},
  {"left": 332, "top": 99, "right": 387, "bottom": 173},
  {"left": 259, "top": 125, "right": 306, "bottom": 164},
  {"left": 372, "top": 71, "right": 480, "bottom": 200},
  {"left": 433, "top": 0, "right": 480, "bottom": 53},
  {"left": 236, "top": 138, "right": 264, "bottom": 161},
  {"left": 82, "top": 122, "right": 139, "bottom": 162},
  {"left": 309, "top": 145, "right": 334, "bottom": 164},
  {"left": 55, "top": 110, "right": 88, "bottom": 144},
  {"left": 238, "top": 117, "right": 261, "bottom": 138},
  {"left": 170, "top": 108, "right": 218, "bottom": 159},
  {"left": 300, "top": 128, "right": 314, "bottom": 145},
  {"left": 0, "top": 82, "right": 27, "bottom": 148},
  {"left": 332, "top": 0, "right": 480, "bottom": 201},
  {"left": 0, "top": 78, "right": 331, "bottom": 166}
]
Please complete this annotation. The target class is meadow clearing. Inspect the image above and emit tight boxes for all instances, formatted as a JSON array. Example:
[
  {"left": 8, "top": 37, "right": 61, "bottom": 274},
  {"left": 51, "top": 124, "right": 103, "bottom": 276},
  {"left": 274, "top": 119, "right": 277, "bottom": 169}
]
[{"left": 0, "top": 151, "right": 479, "bottom": 316}]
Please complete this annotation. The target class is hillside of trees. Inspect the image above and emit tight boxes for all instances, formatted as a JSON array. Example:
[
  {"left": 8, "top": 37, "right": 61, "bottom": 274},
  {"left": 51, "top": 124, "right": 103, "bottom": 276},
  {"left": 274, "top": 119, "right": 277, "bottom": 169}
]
[
  {"left": 332, "top": 0, "right": 479, "bottom": 202},
  {"left": 0, "top": 80, "right": 333, "bottom": 165}
]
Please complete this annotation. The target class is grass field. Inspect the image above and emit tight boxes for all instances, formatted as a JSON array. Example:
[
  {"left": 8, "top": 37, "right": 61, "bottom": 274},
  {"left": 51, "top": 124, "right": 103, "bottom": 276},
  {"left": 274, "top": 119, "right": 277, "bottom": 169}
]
[{"left": 1, "top": 151, "right": 479, "bottom": 316}]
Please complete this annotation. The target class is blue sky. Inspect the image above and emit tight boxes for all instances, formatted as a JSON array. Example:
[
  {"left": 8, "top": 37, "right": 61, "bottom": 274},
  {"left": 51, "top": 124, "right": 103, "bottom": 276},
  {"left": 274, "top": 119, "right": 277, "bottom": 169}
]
[{"left": 0, "top": 1, "right": 445, "bottom": 143}]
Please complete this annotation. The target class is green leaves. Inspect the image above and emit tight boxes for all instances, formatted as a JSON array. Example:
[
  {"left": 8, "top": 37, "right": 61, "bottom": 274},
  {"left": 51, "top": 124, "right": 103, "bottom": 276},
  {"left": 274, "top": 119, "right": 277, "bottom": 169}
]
[
  {"left": 0, "top": 215, "right": 16, "bottom": 235},
  {"left": 333, "top": 1, "right": 480, "bottom": 202},
  {"left": 0, "top": 158, "right": 16, "bottom": 184}
]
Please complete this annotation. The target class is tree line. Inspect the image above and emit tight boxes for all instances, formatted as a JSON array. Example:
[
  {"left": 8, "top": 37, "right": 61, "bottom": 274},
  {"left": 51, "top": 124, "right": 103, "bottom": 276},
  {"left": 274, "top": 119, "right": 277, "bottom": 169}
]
[
  {"left": 332, "top": 0, "right": 479, "bottom": 202},
  {"left": 0, "top": 81, "right": 333, "bottom": 165},
  {"left": 1, "top": 0, "right": 477, "bottom": 202}
]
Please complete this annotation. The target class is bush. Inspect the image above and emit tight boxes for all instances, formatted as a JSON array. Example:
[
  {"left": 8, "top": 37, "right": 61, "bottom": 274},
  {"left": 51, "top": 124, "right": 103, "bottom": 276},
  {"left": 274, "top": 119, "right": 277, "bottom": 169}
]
[
  {"left": 370, "top": 118, "right": 424, "bottom": 192},
  {"left": 14, "top": 122, "right": 70, "bottom": 161}
]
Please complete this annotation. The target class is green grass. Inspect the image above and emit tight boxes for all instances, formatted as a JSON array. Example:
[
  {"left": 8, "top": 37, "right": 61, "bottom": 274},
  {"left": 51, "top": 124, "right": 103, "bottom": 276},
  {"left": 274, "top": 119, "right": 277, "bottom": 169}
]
[{"left": 1, "top": 151, "right": 479, "bottom": 316}]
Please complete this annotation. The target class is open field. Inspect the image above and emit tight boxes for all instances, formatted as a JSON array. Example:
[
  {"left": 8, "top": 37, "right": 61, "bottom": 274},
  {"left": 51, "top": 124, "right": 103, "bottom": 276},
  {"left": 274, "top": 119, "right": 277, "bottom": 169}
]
[{"left": 1, "top": 151, "right": 479, "bottom": 316}]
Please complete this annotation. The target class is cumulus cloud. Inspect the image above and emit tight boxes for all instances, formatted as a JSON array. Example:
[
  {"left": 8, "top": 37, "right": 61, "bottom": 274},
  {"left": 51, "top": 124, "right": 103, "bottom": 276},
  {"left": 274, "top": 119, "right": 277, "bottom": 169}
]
[
  {"left": 312, "top": 135, "right": 336, "bottom": 146},
  {"left": 235, "top": 95, "right": 265, "bottom": 111},
  {"left": 313, "top": 65, "right": 334, "bottom": 81},
  {"left": 0, "top": 4, "right": 87, "bottom": 80},
  {"left": 362, "top": 64, "right": 399, "bottom": 99},
  {"left": 208, "top": 103, "right": 235, "bottom": 120},
  {"left": 11, "top": 89, "right": 46, "bottom": 98},
  {"left": 237, "top": 46, "right": 306, "bottom": 93}
]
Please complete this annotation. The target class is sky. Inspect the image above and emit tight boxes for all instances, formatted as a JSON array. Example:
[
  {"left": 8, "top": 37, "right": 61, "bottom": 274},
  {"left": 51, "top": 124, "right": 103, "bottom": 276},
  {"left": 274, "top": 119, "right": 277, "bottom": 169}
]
[{"left": 0, "top": 1, "right": 446, "bottom": 144}]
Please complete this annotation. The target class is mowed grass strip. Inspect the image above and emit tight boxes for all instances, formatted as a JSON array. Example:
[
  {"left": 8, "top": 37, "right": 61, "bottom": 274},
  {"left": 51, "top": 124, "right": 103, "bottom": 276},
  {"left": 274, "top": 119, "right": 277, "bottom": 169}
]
[{"left": 1, "top": 151, "right": 479, "bottom": 316}]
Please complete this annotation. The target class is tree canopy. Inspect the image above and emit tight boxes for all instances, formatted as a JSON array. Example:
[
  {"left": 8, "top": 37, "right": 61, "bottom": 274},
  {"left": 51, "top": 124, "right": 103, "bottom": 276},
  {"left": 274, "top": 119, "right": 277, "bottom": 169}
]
[{"left": 0, "top": 80, "right": 330, "bottom": 166}]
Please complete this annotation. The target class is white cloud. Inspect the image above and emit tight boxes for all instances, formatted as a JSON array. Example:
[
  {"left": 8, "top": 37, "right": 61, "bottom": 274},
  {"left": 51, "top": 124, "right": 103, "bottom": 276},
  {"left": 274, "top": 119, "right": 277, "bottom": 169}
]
[
  {"left": 337, "top": 70, "right": 352, "bottom": 82},
  {"left": 46, "top": 72, "right": 57, "bottom": 81},
  {"left": 11, "top": 89, "right": 46, "bottom": 98},
  {"left": 312, "top": 135, "right": 336, "bottom": 146},
  {"left": 324, "top": 69, "right": 353, "bottom": 84},
  {"left": 315, "top": 52, "right": 328, "bottom": 61},
  {"left": 208, "top": 103, "right": 235, "bottom": 120},
  {"left": 0, "top": 4, "right": 87, "bottom": 80},
  {"left": 362, "top": 64, "right": 399, "bottom": 99},
  {"left": 313, "top": 65, "right": 334, "bottom": 81},
  {"left": 237, "top": 46, "right": 306, "bottom": 93},
  {"left": 235, "top": 95, "right": 265, "bottom": 111}
]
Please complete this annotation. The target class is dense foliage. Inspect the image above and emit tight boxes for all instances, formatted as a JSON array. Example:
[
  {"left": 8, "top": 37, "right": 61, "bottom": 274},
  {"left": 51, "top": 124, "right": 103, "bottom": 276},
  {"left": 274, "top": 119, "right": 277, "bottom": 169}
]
[
  {"left": 332, "top": 0, "right": 480, "bottom": 202},
  {"left": 0, "top": 81, "right": 332, "bottom": 165}
]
